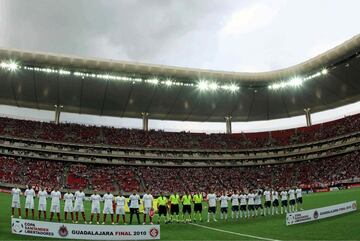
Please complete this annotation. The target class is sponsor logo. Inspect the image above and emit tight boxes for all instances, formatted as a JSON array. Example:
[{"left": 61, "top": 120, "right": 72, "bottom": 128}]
[
  {"left": 352, "top": 203, "right": 357, "bottom": 210},
  {"left": 149, "top": 228, "right": 159, "bottom": 238},
  {"left": 286, "top": 214, "right": 295, "bottom": 225},
  {"left": 58, "top": 225, "right": 69, "bottom": 237},
  {"left": 12, "top": 220, "right": 24, "bottom": 233},
  {"left": 313, "top": 210, "right": 319, "bottom": 219}
]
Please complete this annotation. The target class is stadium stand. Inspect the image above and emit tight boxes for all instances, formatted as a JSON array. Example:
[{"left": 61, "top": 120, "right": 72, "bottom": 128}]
[
  {"left": 0, "top": 151, "right": 359, "bottom": 194},
  {"left": 1, "top": 114, "right": 360, "bottom": 194},
  {"left": 0, "top": 113, "right": 360, "bottom": 150}
]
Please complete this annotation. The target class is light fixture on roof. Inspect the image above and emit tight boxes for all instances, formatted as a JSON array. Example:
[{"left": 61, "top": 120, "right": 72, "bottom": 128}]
[
  {"left": 221, "top": 83, "right": 240, "bottom": 92},
  {"left": 59, "top": 69, "right": 71, "bottom": 75},
  {"left": 288, "top": 77, "right": 303, "bottom": 87},
  {"left": 1, "top": 59, "right": 239, "bottom": 93},
  {"left": 0, "top": 61, "right": 19, "bottom": 71},
  {"left": 209, "top": 82, "right": 219, "bottom": 91},
  {"left": 269, "top": 67, "right": 330, "bottom": 90},
  {"left": 164, "top": 79, "right": 173, "bottom": 86},
  {"left": 147, "top": 78, "right": 159, "bottom": 85},
  {"left": 197, "top": 80, "right": 209, "bottom": 91}
]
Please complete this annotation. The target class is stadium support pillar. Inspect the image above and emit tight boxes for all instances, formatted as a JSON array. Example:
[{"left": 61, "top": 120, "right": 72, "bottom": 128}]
[
  {"left": 54, "top": 105, "right": 63, "bottom": 125},
  {"left": 304, "top": 108, "right": 312, "bottom": 127},
  {"left": 142, "top": 112, "right": 149, "bottom": 131},
  {"left": 225, "top": 116, "right": 232, "bottom": 134}
]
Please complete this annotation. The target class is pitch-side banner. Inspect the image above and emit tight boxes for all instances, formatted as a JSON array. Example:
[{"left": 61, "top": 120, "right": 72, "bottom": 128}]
[
  {"left": 286, "top": 200, "right": 357, "bottom": 226},
  {"left": 11, "top": 218, "right": 160, "bottom": 240}
]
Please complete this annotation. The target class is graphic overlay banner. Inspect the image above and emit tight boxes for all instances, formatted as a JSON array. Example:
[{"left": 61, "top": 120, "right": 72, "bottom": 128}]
[
  {"left": 11, "top": 218, "right": 160, "bottom": 240},
  {"left": 286, "top": 200, "right": 357, "bottom": 226}
]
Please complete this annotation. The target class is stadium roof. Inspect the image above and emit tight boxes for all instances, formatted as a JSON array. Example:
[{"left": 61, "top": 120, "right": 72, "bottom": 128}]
[{"left": 0, "top": 34, "right": 360, "bottom": 122}]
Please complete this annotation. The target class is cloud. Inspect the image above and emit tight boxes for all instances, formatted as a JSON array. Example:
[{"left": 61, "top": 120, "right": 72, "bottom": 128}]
[
  {"left": 0, "top": 0, "right": 234, "bottom": 65},
  {"left": 221, "top": 0, "right": 285, "bottom": 36}
]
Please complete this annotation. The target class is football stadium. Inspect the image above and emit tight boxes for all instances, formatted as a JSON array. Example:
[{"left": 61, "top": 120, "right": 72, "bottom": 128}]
[{"left": 1, "top": 1, "right": 360, "bottom": 240}]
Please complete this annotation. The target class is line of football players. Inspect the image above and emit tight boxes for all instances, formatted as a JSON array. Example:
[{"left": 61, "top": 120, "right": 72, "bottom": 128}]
[{"left": 11, "top": 185, "right": 303, "bottom": 224}]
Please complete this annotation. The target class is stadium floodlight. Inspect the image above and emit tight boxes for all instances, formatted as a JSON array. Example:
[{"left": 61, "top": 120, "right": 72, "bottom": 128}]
[
  {"left": 288, "top": 77, "right": 303, "bottom": 87},
  {"left": 197, "top": 80, "right": 209, "bottom": 91},
  {"left": 164, "top": 79, "right": 173, "bottom": 86},
  {"left": 58, "top": 69, "right": 70, "bottom": 75},
  {"left": 0, "top": 61, "right": 19, "bottom": 71},
  {"left": 221, "top": 83, "right": 239, "bottom": 92},
  {"left": 147, "top": 78, "right": 159, "bottom": 85},
  {"left": 209, "top": 82, "right": 219, "bottom": 91},
  {"left": 228, "top": 83, "right": 239, "bottom": 92},
  {"left": 269, "top": 67, "right": 330, "bottom": 90}
]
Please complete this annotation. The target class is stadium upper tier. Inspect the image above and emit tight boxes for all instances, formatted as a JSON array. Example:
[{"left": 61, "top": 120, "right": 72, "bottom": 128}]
[
  {"left": 0, "top": 114, "right": 360, "bottom": 150},
  {"left": 0, "top": 34, "right": 360, "bottom": 121}
]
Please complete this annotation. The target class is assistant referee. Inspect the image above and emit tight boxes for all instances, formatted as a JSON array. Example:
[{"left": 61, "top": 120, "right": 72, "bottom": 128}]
[{"left": 193, "top": 192, "right": 203, "bottom": 222}]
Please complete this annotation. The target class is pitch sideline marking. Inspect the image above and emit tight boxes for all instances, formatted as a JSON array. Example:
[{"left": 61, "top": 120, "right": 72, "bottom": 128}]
[{"left": 189, "top": 223, "right": 281, "bottom": 241}]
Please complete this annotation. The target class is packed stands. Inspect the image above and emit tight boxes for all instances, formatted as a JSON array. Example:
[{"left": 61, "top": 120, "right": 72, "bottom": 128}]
[
  {"left": 1, "top": 151, "right": 359, "bottom": 194},
  {"left": 1, "top": 113, "right": 360, "bottom": 150},
  {"left": 66, "top": 163, "right": 140, "bottom": 192}
]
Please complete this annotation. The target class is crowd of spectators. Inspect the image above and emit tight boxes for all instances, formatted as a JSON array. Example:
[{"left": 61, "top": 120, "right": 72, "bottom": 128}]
[
  {"left": 66, "top": 163, "right": 140, "bottom": 192},
  {"left": 1, "top": 151, "right": 359, "bottom": 194},
  {"left": 139, "top": 151, "right": 360, "bottom": 193},
  {"left": 0, "top": 156, "right": 139, "bottom": 192},
  {"left": 0, "top": 113, "right": 360, "bottom": 150},
  {"left": 0, "top": 157, "right": 63, "bottom": 188}
]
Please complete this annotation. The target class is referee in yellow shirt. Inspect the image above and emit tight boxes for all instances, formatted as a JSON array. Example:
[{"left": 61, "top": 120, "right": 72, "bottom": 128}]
[
  {"left": 157, "top": 192, "right": 168, "bottom": 224},
  {"left": 181, "top": 191, "right": 192, "bottom": 223},
  {"left": 193, "top": 192, "right": 203, "bottom": 222},
  {"left": 169, "top": 191, "right": 180, "bottom": 223}
]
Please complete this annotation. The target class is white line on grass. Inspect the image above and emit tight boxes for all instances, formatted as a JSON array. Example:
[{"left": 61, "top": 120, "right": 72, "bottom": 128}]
[{"left": 189, "top": 223, "right": 281, "bottom": 241}]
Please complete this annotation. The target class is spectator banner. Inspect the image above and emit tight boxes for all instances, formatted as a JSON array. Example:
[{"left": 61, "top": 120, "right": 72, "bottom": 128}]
[
  {"left": 286, "top": 201, "right": 357, "bottom": 226},
  {"left": 11, "top": 218, "right": 160, "bottom": 240}
]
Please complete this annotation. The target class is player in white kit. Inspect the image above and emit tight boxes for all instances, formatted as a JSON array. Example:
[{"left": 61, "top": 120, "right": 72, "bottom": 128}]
[
  {"left": 254, "top": 190, "right": 264, "bottom": 216},
  {"left": 280, "top": 189, "right": 288, "bottom": 214},
  {"left": 24, "top": 185, "right": 35, "bottom": 219},
  {"left": 115, "top": 191, "right": 127, "bottom": 224},
  {"left": 89, "top": 190, "right": 101, "bottom": 224},
  {"left": 296, "top": 187, "right": 303, "bottom": 211},
  {"left": 11, "top": 186, "right": 22, "bottom": 218},
  {"left": 288, "top": 188, "right": 296, "bottom": 212},
  {"left": 239, "top": 191, "right": 247, "bottom": 218},
  {"left": 230, "top": 191, "right": 240, "bottom": 220},
  {"left": 102, "top": 190, "right": 114, "bottom": 224},
  {"left": 50, "top": 187, "right": 61, "bottom": 222},
  {"left": 271, "top": 189, "right": 279, "bottom": 215},
  {"left": 142, "top": 189, "right": 154, "bottom": 225},
  {"left": 219, "top": 192, "right": 229, "bottom": 221},
  {"left": 64, "top": 191, "right": 74, "bottom": 222},
  {"left": 38, "top": 187, "right": 48, "bottom": 220},
  {"left": 207, "top": 191, "right": 217, "bottom": 222},
  {"left": 263, "top": 189, "right": 271, "bottom": 216},
  {"left": 74, "top": 188, "right": 87, "bottom": 223},
  {"left": 247, "top": 191, "right": 255, "bottom": 217}
]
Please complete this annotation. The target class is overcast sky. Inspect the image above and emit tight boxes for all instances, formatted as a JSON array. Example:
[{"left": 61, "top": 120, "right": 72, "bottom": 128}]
[{"left": 0, "top": 0, "right": 359, "bottom": 133}]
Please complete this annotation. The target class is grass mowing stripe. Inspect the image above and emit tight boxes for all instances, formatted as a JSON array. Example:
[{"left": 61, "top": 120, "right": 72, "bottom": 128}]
[{"left": 190, "top": 223, "right": 280, "bottom": 241}]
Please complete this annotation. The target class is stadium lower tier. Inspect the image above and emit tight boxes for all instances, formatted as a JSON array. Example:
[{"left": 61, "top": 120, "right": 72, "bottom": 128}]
[{"left": 1, "top": 151, "right": 359, "bottom": 194}]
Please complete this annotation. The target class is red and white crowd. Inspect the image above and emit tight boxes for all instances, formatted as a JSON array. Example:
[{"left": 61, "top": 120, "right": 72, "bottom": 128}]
[
  {"left": 1, "top": 113, "right": 360, "bottom": 150},
  {"left": 1, "top": 150, "right": 359, "bottom": 194}
]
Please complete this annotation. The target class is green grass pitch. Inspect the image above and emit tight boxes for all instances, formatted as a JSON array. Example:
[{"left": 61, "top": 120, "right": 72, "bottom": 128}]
[{"left": 1, "top": 188, "right": 359, "bottom": 240}]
